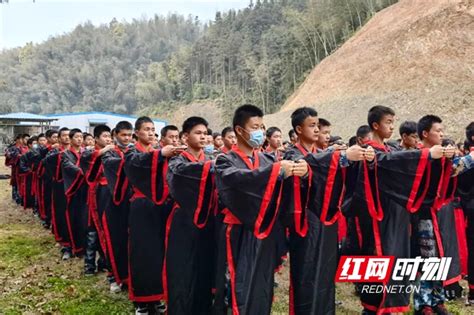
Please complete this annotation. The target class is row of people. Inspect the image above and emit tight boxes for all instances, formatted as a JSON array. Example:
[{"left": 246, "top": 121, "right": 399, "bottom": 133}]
[{"left": 4, "top": 104, "right": 474, "bottom": 315}]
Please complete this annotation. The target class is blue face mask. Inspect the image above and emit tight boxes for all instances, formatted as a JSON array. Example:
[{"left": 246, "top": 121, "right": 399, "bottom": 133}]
[
  {"left": 204, "top": 144, "right": 214, "bottom": 154},
  {"left": 243, "top": 129, "right": 265, "bottom": 148},
  {"left": 32, "top": 144, "right": 39, "bottom": 150}
]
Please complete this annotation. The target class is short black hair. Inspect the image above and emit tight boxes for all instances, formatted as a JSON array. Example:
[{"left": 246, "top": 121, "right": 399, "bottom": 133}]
[
  {"left": 368, "top": 105, "right": 395, "bottom": 130},
  {"left": 21, "top": 133, "right": 30, "bottom": 139},
  {"left": 135, "top": 116, "right": 154, "bottom": 131},
  {"left": 232, "top": 104, "right": 263, "bottom": 131},
  {"left": 160, "top": 125, "right": 179, "bottom": 138},
  {"left": 417, "top": 115, "right": 442, "bottom": 139},
  {"left": 399, "top": 121, "right": 417, "bottom": 137},
  {"left": 58, "top": 127, "right": 69, "bottom": 137},
  {"left": 212, "top": 132, "right": 221, "bottom": 139},
  {"left": 69, "top": 128, "right": 82, "bottom": 139},
  {"left": 182, "top": 116, "right": 208, "bottom": 134},
  {"left": 442, "top": 138, "right": 455, "bottom": 147},
  {"left": 348, "top": 136, "right": 357, "bottom": 147},
  {"left": 291, "top": 107, "right": 318, "bottom": 132},
  {"left": 93, "top": 125, "right": 111, "bottom": 138},
  {"left": 266, "top": 126, "right": 281, "bottom": 138},
  {"left": 115, "top": 121, "right": 133, "bottom": 133},
  {"left": 83, "top": 132, "right": 93, "bottom": 139},
  {"left": 221, "top": 127, "right": 233, "bottom": 138},
  {"left": 466, "top": 122, "right": 474, "bottom": 143},
  {"left": 207, "top": 128, "right": 213, "bottom": 135},
  {"left": 356, "top": 125, "right": 371, "bottom": 138},
  {"left": 27, "top": 136, "right": 38, "bottom": 146},
  {"left": 288, "top": 129, "right": 296, "bottom": 139},
  {"left": 318, "top": 118, "right": 331, "bottom": 128},
  {"left": 37, "top": 133, "right": 46, "bottom": 139},
  {"left": 179, "top": 131, "right": 185, "bottom": 139},
  {"left": 46, "top": 129, "right": 58, "bottom": 138}
]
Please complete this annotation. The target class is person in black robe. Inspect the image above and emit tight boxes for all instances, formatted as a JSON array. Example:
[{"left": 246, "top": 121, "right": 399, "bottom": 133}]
[
  {"left": 412, "top": 116, "right": 474, "bottom": 313},
  {"left": 80, "top": 125, "right": 123, "bottom": 294},
  {"left": 61, "top": 129, "right": 88, "bottom": 257},
  {"left": 280, "top": 107, "right": 373, "bottom": 315},
  {"left": 18, "top": 136, "right": 39, "bottom": 210},
  {"left": 101, "top": 121, "right": 134, "bottom": 287},
  {"left": 458, "top": 122, "right": 474, "bottom": 304},
  {"left": 347, "top": 107, "right": 447, "bottom": 314},
  {"left": 213, "top": 104, "right": 307, "bottom": 315},
  {"left": 36, "top": 130, "right": 59, "bottom": 229},
  {"left": 5, "top": 135, "right": 27, "bottom": 204},
  {"left": 124, "top": 116, "right": 179, "bottom": 315},
  {"left": 42, "top": 127, "right": 73, "bottom": 260},
  {"left": 165, "top": 117, "right": 215, "bottom": 315}
]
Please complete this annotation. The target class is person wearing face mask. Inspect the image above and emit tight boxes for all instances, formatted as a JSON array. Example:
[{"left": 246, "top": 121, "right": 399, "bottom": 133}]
[
  {"left": 213, "top": 104, "right": 308, "bottom": 315},
  {"left": 18, "top": 136, "right": 39, "bottom": 210},
  {"left": 203, "top": 128, "right": 216, "bottom": 160}
]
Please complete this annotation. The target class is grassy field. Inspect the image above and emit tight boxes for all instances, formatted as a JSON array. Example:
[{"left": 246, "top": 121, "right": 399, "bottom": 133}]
[{"left": 0, "top": 157, "right": 471, "bottom": 314}]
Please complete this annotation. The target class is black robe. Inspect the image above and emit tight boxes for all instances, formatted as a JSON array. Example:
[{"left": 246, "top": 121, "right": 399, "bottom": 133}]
[
  {"left": 280, "top": 144, "right": 345, "bottom": 315},
  {"left": 80, "top": 149, "right": 110, "bottom": 257},
  {"left": 18, "top": 150, "right": 37, "bottom": 209},
  {"left": 354, "top": 148, "right": 436, "bottom": 313},
  {"left": 124, "top": 145, "right": 172, "bottom": 302},
  {"left": 43, "top": 148, "right": 70, "bottom": 247},
  {"left": 61, "top": 149, "right": 88, "bottom": 255},
  {"left": 101, "top": 148, "right": 131, "bottom": 285},
  {"left": 214, "top": 148, "right": 284, "bottom": 315},
  {"left": 36, "top": 145, "right": 55, "bottom": 223},
  {"left": 457, "top": 165, "right": 474, "bottom": 286},
  {"left": 165, "top": 151, "right": 216, "bottom": 315}
]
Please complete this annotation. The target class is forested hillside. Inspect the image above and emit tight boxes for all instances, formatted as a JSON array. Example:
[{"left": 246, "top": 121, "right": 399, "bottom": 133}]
[{"left": 0, "top": 0, "right": 397, "bottom": 118}]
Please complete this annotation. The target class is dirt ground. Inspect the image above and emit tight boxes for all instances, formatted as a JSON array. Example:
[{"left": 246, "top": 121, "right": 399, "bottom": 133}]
[{"left": 0, "top": 156, "right": 470, "bottom": 314}]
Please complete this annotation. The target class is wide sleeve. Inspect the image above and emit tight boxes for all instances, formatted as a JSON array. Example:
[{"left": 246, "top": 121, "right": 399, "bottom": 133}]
[
  {"left": 167, "top": 155, "right": 215, "bottom": 228},
  {"left": 102, "top": 151, "right": 130, "bottom": 205},
  {"left": 279, "top": 149, "right": 311, "bottom": 237},
  {"left": 305, "top": 150, "right": 346, "bottom": 225},
  {"left": 61, "top": 153, "right": 84, "bottom": 197},
  {"left": 124, "top": 148, "right": 169, "bottom": 205},
  {"left": 215, "top": 154, "right": 283, "bottom": 239}
]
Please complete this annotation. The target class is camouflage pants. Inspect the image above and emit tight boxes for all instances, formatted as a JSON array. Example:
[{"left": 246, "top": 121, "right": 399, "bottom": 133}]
[{"left": 413, "top": 219, "right": 446, "bottom": 310}]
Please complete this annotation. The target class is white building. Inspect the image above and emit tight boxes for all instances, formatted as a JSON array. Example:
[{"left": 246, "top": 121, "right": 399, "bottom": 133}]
[{"left": 46, "top": 111, "right": 167, "bottom": 134}]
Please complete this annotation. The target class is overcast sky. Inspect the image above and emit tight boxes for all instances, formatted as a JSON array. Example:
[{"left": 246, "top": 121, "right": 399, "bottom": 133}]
[{"left": 0, "top": 0, "right": 250, "bottom": 50}]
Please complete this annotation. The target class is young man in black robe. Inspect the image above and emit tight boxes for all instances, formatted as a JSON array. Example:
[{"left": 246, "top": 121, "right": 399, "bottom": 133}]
[
  {"left": 124, "top": 116, "right": 180, "bottom": 315},
  {"left": 81, "top": 125, "right": 119, "bottom": 293},
  {"left": 350, "top": 107, "right": 447, "bottom": 314},
  {"left": 18, "top": 136, "right": 39, "bottom": 210},
  {"left": 280, "top": 107, "right": 373, "bottom": 315},
  {"left": 413, "top": 116, "right": 474, "bottom": 314},
  {"left": 165, "top": 116, "right": 216, "bottom": 315},
  {"left": 101, "top": 121, "right": 134, "bottom": 288},
  {"left": 43, "top": 127, "right": 73, "bottom": 260},
  {"left": 399, "top": 121, "right": 419, "bottom": 150},
  {"left": 214, "top": 104, "right": 305, "bottom": 315},
  {"left": 458, "top": 122, "right": 474, "bottom": 305},
  {"left": 36, "top": 130, "right": 59, "bottom": 228},
  {"left": 61, "top": 129, "right": 88, "bottom": 256},
  {"left": 5, "top": 135, "right": 28, "bottom": 204},
  {"left": 221, "top": 127, "right": 237, "bottom": 154}
]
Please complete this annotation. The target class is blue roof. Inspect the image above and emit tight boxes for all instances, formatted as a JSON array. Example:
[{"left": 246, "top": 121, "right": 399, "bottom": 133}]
[
  {"left": 0, "top": 112, "right": 56, "bottom": 121},
  {"left": 45, "top": 111, "right": 167, "bottom": 124}
]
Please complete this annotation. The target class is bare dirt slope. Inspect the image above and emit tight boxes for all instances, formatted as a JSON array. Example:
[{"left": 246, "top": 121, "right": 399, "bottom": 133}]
[{"left": 265, "top": 0, "right": 474, "bottom": 141}]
